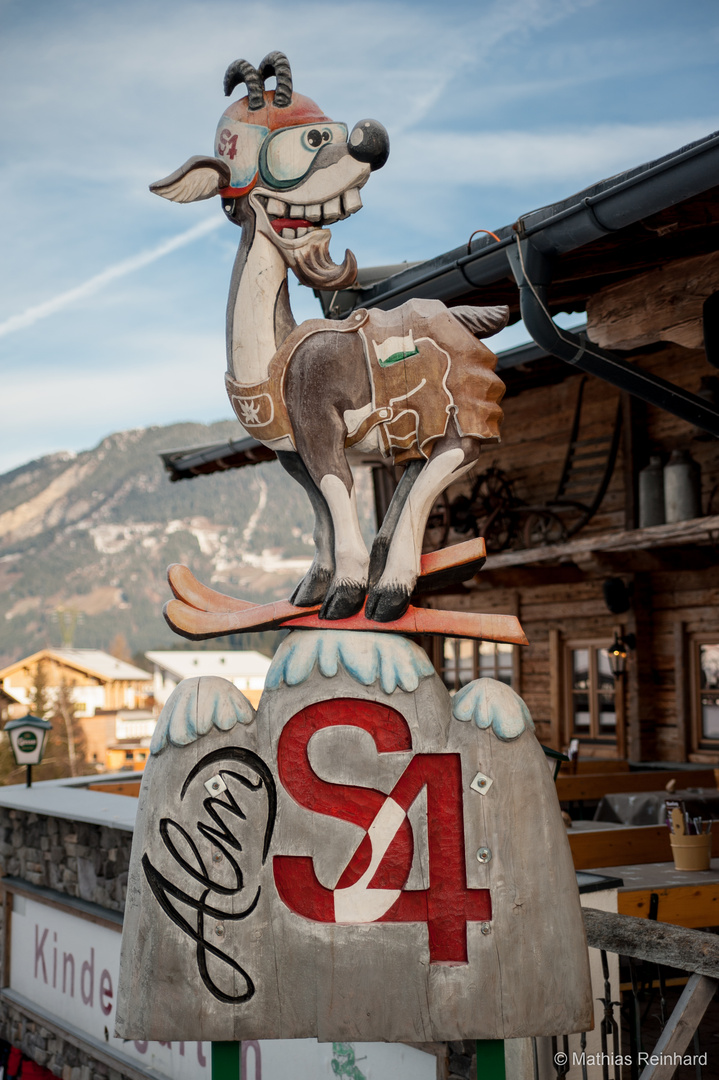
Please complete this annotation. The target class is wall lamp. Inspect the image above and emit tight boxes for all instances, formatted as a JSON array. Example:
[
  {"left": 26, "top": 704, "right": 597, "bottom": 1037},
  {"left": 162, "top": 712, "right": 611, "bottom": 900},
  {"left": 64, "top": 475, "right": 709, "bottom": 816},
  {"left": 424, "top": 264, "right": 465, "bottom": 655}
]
[{"left": 609, "top": 631, "right": 636, "bottom": 678}]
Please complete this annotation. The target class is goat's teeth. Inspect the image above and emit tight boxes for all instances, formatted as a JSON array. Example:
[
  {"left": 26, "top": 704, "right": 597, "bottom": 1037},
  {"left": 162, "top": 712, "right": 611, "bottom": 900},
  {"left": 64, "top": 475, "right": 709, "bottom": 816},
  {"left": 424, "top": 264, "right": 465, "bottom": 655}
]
[
  {"left": 289, "top": 204, "right": 305, "bottom": 219},
  {"left": 322, "top": 197, "right": 341, "bottom": 223},
  {"left": 342, "top": 188, "right": 362, "bottom": 214},
  {"left": 305, "top": 204, "right": 322, "bottom": 221},
  {"left": 281, "top": 228, "right": 295, "bottom": 239},
  {"left": 267, "top": 198, "right": 288, "bottom": 217},
  {"left": 296, "top": 227, "right": 308, "bottom": 237}
]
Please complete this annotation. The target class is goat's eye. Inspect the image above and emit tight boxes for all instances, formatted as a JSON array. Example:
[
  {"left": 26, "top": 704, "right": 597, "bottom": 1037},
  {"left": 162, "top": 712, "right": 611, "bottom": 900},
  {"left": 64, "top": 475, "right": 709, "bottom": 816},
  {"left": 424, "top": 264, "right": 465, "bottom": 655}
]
[{"left": 261, "top": 122, "right": 349, "bottom": 187}]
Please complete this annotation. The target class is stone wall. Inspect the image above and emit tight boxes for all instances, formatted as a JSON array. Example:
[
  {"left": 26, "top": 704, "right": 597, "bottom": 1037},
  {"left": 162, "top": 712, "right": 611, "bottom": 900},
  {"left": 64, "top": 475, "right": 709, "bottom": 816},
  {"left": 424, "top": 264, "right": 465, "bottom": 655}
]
[
  {"left": 0, "top": 810, "right": 131, "bottom": 911},
  {"left": 0, "top": 997, "right": 125, "bottom": 1080},
  {"left": 0, "top": 809, "right": 136, "bottom": 1080}
]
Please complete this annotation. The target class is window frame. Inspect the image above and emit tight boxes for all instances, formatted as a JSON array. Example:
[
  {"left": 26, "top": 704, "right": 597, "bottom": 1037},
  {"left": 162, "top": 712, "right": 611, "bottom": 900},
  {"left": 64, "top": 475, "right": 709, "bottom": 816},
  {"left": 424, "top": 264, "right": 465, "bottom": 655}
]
[
  {"left": 690, "top": 634, "right": 719, "bottom": 752},
  {"left": 563, "top": 637, "right": 619, "bottom": 745},
  {"left": 437, "top": 637, "right": 517, "bottom": 695}
]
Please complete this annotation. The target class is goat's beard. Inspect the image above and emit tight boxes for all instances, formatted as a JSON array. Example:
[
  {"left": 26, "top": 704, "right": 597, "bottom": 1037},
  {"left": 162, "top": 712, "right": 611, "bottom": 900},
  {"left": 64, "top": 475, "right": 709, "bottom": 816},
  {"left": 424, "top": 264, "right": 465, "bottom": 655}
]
[{"left": 289, "top": 231, "right": 357, "bottom": 291}]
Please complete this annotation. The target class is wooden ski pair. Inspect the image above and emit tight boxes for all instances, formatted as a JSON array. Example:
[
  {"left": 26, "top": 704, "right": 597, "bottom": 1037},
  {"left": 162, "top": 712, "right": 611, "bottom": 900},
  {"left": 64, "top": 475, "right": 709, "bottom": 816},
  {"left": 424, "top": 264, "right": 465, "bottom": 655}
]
[{"left": 164, "top": 536, "right": 527, "bottom": 645}]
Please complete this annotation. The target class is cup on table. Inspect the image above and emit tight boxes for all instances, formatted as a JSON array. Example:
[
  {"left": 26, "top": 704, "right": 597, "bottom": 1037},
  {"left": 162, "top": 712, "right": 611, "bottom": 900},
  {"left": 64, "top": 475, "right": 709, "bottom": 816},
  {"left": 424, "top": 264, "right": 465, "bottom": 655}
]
[{"left": 669, "top": 832, "right": 712, "bottom": 871}]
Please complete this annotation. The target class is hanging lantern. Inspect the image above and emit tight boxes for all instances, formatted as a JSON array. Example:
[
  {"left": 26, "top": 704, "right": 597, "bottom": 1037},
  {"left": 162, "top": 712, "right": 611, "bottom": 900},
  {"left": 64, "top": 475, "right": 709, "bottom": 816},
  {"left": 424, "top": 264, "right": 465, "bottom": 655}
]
[{"left": 609, "top": 632, "right": 629, "bottom": 678}]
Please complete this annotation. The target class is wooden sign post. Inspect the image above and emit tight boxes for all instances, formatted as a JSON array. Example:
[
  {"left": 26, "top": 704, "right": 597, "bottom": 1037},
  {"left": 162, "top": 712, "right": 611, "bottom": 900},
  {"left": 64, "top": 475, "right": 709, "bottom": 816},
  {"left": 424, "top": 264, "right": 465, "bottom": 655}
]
[{"left": 115, "top": 48, "right": 593, "bottom": 1065}]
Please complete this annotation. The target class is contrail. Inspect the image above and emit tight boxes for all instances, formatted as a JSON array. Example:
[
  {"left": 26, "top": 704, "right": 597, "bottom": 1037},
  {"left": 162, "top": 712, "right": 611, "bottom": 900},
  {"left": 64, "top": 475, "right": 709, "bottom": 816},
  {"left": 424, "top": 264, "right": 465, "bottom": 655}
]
[{"left": 0, "top": 217, "right": 223, "bottom": 339}]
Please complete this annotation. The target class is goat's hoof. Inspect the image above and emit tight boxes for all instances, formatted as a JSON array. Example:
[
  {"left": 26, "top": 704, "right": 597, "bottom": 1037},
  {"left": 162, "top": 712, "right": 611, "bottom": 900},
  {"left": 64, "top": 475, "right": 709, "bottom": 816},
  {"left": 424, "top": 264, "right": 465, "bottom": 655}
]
[
  {"left": 365, "top": 584, "right": 412, "bottom": 623},
  {"left": 368, "top": 537, "right": 390, "bottom": 587},
  {"left": 319, "top": 581, "right": 367, "bottom": 620},
  {"left": 291, "top": 566, "right": 333, "bottom": 607}
]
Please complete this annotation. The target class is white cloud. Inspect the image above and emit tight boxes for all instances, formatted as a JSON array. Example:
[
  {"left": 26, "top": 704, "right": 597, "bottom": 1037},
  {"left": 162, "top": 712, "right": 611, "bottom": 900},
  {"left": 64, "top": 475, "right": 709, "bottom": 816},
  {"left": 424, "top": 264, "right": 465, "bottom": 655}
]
[
  {"left": 390, "top": 120, "right": 719, "bottom": 189},
  {"left": 0, "top": 218, "right": 222, "bottom": 338}
]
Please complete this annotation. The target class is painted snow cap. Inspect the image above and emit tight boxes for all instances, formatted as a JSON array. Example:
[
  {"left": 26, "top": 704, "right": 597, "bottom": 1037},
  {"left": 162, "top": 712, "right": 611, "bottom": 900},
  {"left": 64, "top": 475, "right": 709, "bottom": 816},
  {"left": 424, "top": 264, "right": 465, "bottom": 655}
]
[
  {"left": 266, "top": 630, "right": 434, "bottom": 694},
  {"left": 151, "top": 676, "right": 255, "bottom": 754},
  {"left": 452, "top": 678, "right": 535, "bottom": 740}
]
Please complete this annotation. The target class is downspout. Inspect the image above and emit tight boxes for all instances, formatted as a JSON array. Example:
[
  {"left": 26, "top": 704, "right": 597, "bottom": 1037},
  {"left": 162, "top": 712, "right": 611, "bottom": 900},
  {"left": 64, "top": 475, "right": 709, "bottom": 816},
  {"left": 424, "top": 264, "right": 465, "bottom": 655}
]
[{"left": 507, "top": 237, "right": 719, "bottom": 439}]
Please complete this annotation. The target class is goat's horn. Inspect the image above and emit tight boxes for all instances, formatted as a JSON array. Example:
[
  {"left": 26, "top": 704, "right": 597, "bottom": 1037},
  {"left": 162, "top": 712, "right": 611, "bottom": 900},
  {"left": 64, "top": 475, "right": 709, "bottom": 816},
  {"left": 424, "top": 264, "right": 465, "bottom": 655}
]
[
  {"left": 258, "top": 51, "right": 293, "bottom": 108},
  {"left": 223, "top": 59, "right": 265, "bottom": 110}
]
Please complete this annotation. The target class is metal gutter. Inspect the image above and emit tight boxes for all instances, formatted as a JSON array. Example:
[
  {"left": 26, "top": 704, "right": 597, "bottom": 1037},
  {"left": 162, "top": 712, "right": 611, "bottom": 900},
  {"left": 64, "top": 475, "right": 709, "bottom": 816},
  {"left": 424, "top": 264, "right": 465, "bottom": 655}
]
[
  {"left": 508, "top": 238, "right": 719, "bottom": 437},
  {"left": 352, "top": 129, "right": 719, "bottom": 312}
]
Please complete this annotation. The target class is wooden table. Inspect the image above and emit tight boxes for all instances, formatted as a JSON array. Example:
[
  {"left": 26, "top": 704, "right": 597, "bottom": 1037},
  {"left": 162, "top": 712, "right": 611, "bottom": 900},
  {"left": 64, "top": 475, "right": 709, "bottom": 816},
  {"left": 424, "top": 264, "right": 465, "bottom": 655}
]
[{"left": 584, "top": 858, "right": 719, "bottom": 929}]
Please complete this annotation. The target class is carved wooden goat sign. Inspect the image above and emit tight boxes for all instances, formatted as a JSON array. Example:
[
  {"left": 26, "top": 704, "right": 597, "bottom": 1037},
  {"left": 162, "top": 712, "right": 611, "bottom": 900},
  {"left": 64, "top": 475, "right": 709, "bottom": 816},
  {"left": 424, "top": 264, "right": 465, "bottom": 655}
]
[{"left": 152, "top": 51, "right": 509, "bottom": 624}]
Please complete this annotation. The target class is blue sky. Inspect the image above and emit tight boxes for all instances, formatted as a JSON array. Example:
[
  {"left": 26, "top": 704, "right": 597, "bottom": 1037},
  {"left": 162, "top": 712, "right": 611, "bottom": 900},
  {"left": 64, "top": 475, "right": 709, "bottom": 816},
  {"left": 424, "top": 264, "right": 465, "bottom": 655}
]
[{"left": 1, "top": 0, "right": 718, "bottom": 473}]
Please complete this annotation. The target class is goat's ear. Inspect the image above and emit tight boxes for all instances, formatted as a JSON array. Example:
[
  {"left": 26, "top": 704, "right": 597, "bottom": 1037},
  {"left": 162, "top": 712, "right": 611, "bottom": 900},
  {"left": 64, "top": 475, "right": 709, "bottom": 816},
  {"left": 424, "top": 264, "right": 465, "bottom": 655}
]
[
  {"left": 452, "top": 304, "right": 510, "bottom": 339},
  {"left": 150, "top": 156, "right": 232, "bottom": 203}
]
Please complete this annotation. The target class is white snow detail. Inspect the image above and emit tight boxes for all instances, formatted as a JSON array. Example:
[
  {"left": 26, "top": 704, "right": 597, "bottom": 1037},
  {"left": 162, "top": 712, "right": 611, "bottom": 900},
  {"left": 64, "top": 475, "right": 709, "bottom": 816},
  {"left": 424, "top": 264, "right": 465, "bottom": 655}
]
[
  {"left": 151, "top": 676, "right": 255, "bottom": 754},
  {"left": 265, "top": 630, "right": 434, "bottom": 694},
  {"left": 452, "top": 678, "right": 535, "bottom": 740}
]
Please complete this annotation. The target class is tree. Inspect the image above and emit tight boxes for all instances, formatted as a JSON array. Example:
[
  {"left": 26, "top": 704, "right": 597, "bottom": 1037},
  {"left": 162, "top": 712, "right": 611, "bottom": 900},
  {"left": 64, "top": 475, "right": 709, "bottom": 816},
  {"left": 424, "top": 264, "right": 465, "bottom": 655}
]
[
  {"left": 28, "top": 660, "right": 51, "bottom": 718},
  {"left": 110, "top": 633, "right": 132, "bottom": 662}
]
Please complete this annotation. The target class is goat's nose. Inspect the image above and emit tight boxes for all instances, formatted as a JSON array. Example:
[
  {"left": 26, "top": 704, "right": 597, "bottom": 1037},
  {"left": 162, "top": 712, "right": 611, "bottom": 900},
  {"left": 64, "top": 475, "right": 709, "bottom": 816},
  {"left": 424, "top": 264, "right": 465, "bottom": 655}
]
[{"left": 348, "top": 119, "right": 390, "bottom": 171}]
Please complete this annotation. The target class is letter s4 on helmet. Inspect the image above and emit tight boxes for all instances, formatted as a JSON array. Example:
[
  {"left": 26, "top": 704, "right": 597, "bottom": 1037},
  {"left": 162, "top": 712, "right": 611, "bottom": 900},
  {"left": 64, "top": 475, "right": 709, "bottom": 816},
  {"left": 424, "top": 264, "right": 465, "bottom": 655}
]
[{"left": 214, "top": 89, "right": 338, "bottom": 198}]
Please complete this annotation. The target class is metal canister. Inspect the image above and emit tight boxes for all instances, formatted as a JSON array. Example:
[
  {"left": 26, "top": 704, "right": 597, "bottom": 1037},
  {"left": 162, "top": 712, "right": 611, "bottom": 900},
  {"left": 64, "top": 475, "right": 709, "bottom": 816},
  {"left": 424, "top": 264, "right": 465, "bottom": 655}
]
[
  {"left": 664, "top": 448, "right": 702, "bottom": 522},
  {"left": 638, "top": 455, "right": 665, "bottom": 527}
]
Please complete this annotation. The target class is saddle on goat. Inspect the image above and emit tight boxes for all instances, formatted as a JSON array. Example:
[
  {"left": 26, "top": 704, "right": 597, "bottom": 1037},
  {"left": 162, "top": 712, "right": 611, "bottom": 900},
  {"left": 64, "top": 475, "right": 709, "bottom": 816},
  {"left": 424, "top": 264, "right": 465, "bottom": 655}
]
[{"left": 225, "top": 298, "right": 506, "bottom": 464}]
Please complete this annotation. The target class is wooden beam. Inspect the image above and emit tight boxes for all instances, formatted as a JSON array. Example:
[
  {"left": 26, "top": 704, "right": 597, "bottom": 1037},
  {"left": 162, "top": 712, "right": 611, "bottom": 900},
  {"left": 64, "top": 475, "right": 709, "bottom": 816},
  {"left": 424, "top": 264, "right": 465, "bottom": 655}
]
[
  {"left": 482, "top": 514, "right": 719, "bottom": 572},
  {"left": 618, "top": 885, "right": 719, "bottom": 930},
  {"left": 587, "top": 250, "right": 719, "bottom": 351},
  {"left": 638, "top": 973, "right": 718, "bottom": 1080},
  {"left": 583, "top": 907, "right": 719, "bottom": 976},
  {"left": 675, "top": 621, "right": 690, "bottom": 762},
  {"left": 548, "top": 628, "right": 562, "bottom": 751},
  {"left": 556, "top": 768, "right": 717, "bottom": 802},
  {"left": 569, "top": 825, "right": 669, "bottom": 869}
]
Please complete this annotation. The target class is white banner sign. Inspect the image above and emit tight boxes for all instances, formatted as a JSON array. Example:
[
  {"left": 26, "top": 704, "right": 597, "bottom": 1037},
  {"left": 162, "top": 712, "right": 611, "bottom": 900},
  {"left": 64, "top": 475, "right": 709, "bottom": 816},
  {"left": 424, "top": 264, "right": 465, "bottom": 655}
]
[{"left": 9, "top": 894, "right": 434, "bottom": 1080}]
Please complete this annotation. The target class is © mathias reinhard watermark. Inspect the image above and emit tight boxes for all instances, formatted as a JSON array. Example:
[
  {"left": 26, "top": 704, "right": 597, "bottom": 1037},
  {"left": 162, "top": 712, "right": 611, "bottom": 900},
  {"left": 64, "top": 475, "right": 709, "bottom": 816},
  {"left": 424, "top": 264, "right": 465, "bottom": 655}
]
[{"left": 553, "top": 1050, "right": 708, "bottom": 1068}]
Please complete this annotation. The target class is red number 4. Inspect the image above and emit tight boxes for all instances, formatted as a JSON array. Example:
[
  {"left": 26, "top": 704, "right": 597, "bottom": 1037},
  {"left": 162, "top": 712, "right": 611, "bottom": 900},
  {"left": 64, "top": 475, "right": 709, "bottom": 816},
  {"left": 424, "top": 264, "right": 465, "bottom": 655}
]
[{"left": 273, "top": 699, "right": 491, "bottom": 964}]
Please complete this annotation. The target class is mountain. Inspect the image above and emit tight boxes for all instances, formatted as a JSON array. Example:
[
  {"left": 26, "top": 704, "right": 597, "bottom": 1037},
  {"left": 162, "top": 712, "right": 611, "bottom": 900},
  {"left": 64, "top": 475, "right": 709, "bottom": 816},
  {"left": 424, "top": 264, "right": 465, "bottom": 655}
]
[{"left": 0, "top": 422, "right": 375, "bottom": 667}]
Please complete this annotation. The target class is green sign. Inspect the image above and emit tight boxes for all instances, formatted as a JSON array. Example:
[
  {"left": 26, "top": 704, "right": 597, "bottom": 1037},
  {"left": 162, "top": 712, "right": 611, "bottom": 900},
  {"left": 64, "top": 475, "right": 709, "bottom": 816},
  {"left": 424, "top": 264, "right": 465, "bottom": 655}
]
[{"left": 17, "top": 731, "right": 38, "bottom": 753}]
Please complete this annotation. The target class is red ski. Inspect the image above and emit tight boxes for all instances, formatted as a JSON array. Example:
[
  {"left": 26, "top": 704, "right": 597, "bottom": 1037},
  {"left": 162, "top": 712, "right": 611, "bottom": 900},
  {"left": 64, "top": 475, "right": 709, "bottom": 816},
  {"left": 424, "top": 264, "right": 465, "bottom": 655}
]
[{"left": 163, "top": 538, "right": 527, "bottom": 645}]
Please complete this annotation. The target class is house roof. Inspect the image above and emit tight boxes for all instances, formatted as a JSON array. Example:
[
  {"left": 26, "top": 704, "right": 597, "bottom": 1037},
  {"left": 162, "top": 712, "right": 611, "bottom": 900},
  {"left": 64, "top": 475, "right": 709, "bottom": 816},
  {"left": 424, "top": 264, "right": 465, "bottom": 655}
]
[
  {"left": 159, "top": 129, "right": 719, "bottom": 482},
  {"left": 145, "top": 650, "right": 271, "bottom": 681},
  {"left": 0, "top": 649, "right": 151, "bottom": 684},
  {"left": 317, "top": 129, "right": 719, "bottom": 322}
]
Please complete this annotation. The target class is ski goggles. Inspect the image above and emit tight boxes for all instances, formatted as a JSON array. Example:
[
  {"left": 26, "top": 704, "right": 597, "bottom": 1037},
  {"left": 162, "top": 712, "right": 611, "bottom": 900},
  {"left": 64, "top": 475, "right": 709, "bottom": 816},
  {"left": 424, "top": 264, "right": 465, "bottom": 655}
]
[{"left": 215, "top": 118, "right": 348, "bottom": 194}]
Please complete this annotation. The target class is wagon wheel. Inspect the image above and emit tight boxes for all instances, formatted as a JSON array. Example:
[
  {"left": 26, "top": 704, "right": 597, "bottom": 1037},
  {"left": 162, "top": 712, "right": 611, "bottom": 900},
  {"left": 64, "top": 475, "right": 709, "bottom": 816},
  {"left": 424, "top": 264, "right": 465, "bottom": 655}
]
[
  {"left": 522, "top": 510, "right": 568, "bottom": 549},
  {"left": 467, "top": 468, "right": 516, "bottom": 552},
  {"left": 422, "top": 492, "right": 451, "bottom": 552}
]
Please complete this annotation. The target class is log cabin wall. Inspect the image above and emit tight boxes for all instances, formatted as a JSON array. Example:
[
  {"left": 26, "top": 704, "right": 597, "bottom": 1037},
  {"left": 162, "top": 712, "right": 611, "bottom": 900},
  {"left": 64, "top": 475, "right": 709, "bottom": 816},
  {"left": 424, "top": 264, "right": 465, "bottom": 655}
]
[{"left": 424, "top": 338, "right": 719, "bottom": 765}]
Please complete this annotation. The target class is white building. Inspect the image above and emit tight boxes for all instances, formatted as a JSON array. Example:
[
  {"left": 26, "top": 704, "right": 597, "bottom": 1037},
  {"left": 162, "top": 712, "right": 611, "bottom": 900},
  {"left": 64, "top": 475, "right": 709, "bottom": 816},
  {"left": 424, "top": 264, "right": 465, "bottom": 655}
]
[{"left": 145, "top": 650, "right": 272, "bottom": 708}]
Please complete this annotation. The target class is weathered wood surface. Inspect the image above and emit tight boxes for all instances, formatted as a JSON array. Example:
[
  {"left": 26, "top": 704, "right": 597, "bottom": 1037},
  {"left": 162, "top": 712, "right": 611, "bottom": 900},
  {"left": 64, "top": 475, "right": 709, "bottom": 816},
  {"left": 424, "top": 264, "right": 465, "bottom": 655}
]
[
  {"left": 587, "top": 251, "right": 719, "bottom": 351},
  {"left": 583, "top": 907, "right": 719, "bottom": 977},
  {"left": 556, "top": 768, "right": 717, "bottom": 802},
  {"left": 638, "top": 973, "right": 719, "bottom": 1080},
  {"left": 116, "top": 632, "right": 591, "bottom": 1042},
  {"left": 483, "top": 514, "right": 719, "bottom": 571}
]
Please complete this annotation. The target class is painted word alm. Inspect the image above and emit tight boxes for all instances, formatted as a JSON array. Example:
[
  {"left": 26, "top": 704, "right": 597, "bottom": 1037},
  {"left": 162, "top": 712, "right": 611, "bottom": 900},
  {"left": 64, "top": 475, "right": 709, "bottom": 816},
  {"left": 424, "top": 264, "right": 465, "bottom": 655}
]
[{"left": 116, "top": 633, "right": 592, "bottom": 1043}]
